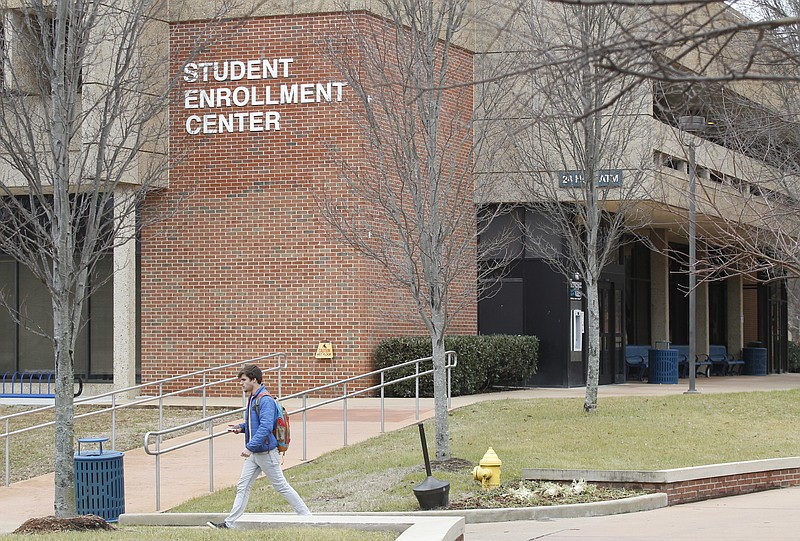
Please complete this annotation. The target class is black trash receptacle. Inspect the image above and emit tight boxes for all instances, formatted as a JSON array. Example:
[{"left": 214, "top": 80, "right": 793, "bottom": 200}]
[
  {"left": 74, "top": 437, "right": 125, "bottom": 522},
  {"left": 649, "top": 348, "right": 679, "bottom": 384},
  {"left": 742, "top": 347, "right": 768, "bottom": 376}
]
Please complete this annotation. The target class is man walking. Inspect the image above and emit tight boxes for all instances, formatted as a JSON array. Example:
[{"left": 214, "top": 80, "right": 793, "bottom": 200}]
[{"left": 208, "top": 364, "right": 311, "bottom": 528}]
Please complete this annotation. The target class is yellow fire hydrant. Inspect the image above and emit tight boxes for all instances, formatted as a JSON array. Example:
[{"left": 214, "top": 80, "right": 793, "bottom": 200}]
[{"left": 471, "top": 447, "right": 502, "bottom": 489}]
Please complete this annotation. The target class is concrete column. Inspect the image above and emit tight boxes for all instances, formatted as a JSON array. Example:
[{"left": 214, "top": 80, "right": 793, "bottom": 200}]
[
  {"left": 696, "top": 280, "right": 710, "bottom": 353},
  {"left": 113, "top": 186, "right": 137, "bottom": 394},
  {"left": 650, "top": 232, "right": 669, "bottom": 345},
  {"left": 727, "top": 275, "right": 744, "bottom": 355}
]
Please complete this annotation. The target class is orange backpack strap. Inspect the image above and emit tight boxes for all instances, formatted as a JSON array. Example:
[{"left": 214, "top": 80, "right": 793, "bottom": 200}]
[{"left": 252, "top": 390, "right": 270, "bottom": 418}]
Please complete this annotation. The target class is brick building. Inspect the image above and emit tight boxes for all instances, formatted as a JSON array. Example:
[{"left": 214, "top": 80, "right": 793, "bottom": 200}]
[{"left": 137, "top": 11, "right": 477, "bottom": 392}]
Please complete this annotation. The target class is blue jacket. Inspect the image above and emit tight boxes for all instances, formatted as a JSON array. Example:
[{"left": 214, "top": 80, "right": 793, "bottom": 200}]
[{"left": 239, "top": 385, "right": 277, "bottom": 453}]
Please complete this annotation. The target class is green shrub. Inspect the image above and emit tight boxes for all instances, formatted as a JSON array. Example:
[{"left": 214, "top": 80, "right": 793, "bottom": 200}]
[
  {"left": 789, "top": 341, "right": 800, "bottom": 373},
  {"left": 374, "top": 335, "right": 539, "bottom": 397}
]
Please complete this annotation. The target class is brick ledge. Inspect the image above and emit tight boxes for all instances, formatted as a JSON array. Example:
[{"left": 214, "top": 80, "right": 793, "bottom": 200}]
[{"left": 523, "top": 457, "right": 800, "bottom": 505}]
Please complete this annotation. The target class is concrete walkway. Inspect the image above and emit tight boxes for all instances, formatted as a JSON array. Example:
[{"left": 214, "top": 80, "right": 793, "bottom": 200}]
[
  {"left": 2, "top": 373, "right": 800, "bottom": 536},
  {"left": 466, "top": 485, "right": 800, "bottom": 540}
]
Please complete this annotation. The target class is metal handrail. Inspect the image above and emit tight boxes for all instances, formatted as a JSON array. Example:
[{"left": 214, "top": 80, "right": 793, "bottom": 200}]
[
  {"left": 143, "top": 351, "right": 457, "bottom": 510},
  {"left": 0, "top": 352, "right": 286, "bottom": 487}
]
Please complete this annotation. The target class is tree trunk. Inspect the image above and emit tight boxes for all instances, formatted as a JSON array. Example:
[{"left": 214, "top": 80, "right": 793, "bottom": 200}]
[
  {"left": 430, "top": 331, "right": 451, "bottom": 461},
  {"left": 53, "top": 295, "right": 76, "bottom": 517},
  {"left": 584, "top": 277, "right": 601, "bottom": 412},
  {"left": 429, "top": 299, "right": 450, "bottom": 461}
]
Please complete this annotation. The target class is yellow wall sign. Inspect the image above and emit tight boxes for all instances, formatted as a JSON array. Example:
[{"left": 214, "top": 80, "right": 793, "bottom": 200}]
[{"left": 315, "top": 342, "right": 334, "bottom": 359}]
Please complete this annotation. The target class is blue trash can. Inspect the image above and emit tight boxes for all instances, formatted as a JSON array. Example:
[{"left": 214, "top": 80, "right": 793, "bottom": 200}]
[
  {"left": 743, "top": 347, "right": 768, "bottom": 376},
  {"left": 649, "top": 349, "right": 679, "bottom": 384},
  {"left": 74, "top": 437, "right": 125, "bottom": 522}
]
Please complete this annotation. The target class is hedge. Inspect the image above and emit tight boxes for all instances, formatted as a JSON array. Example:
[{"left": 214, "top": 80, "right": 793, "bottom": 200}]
[
  {"left": 789, "top": 341, "right": 800, "bottom": 373},
  {"left": 374, "top": 335, "right": 539, "bottom": 397}
]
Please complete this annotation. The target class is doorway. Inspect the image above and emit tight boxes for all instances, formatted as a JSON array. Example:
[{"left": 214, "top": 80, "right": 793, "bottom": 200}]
[{"left": 598, "top": 280, "right": 622, "bottom": 384}]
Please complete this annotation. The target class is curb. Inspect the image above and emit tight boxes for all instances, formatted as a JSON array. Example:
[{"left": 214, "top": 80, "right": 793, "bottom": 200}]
[
  {"left": 334, "top": 492, "right": 668, "bottom": 523},
  {"left": 118, "top": 493, "right": 667, "bottom": 540},
  {"left": 119, "top": 513, "right": 465, "bottom": 541}
]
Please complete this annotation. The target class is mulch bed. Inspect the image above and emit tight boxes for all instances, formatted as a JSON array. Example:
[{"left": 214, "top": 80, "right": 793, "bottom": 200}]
[{"left": 13, "top": 515, "right": 115, "bottom": 534}]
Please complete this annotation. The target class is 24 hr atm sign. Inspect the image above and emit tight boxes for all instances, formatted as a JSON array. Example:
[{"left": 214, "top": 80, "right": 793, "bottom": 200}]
[{"left": 557, "top": 169, "right": 623, "bottom": 188}]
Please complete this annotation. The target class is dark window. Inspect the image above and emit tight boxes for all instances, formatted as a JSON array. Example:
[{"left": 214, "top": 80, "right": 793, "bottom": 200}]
[
  {"left": 669, "top": 243, "right": 689, "bottom": 345},
  {"left": 0, "top": 193, "right": 115, "bottom": 380},
  {"left": 0, "top": 256, "right": 15, "bottom": 372},
  {"left": 625, "top": 243, "right": 651, "bottom": 345},
  {"left": 709, "top": 281, "right": 727, "bottom": 345},
  {"left": 478, "top": 205, "right": 524, "bottom": 261},
  {"left": 0, "top": 254, "right": 113, "bottom": 380}
]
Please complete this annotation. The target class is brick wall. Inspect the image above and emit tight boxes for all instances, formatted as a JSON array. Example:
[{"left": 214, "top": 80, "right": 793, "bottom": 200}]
[
  {"left": 605, "top": 468, "right": 800, "bottom": 505},
  {"left": 663, "top": 468, "right": 800, "bottom": 505},
  {"left": 139, "top": 12, "right": 477, "bottom": 395},
  {"left": 526, "top": 461, "right": 800, "bottom": 506}
]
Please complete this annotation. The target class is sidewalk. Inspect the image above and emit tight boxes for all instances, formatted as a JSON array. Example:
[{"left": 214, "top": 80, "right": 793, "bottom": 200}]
[
  {"left": 2, "top": 373, "right": 800, "bottom": 535},
  {"left": 465, "top": 485, "right": 800, "bottom": 540}
]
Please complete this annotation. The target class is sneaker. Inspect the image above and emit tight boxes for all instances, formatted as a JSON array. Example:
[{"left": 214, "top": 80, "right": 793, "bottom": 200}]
[{"left": 206, "top": 521, "right": 228, "bottom": 529}]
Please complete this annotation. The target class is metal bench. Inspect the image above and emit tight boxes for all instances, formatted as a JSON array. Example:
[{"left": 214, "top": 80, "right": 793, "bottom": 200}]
[
  {"left": 706, "top": 345, "right": 745, "bottom": 375},
  {"left": 0, "top": 371, "right": 83, "bottom": 398},
  {"left": 673, "top": 345, "right": 712, "bottom": 378},
  {"left": 625, "top": 345, "right": 650, "bottom": 381}
]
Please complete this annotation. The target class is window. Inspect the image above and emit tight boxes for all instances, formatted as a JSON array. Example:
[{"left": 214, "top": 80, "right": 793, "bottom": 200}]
[
  {"left": 625, "top": 243, "right": 651, "bottom": 345},
  {"left": 0, "top": 193, "right": 115, "bottom": 379},
  {"left": 3, "top": 10, "right": 82, "bottom": 94},
  {"left": 0, "top": 256, "right": 14, "bottom": 373},
  {"left": 478, "top": 205, "right": 524, "bottom": 261},
  {"left": 654, "top": 151, "right": 683, "bottom": 171},
  {"left": 0, "top": 253, "right": 114, "bottom": 380}
]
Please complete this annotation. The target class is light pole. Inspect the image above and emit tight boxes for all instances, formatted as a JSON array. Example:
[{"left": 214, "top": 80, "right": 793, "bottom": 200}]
[{"left": 678, "top": 116, "right": 706, "bottom": 395}]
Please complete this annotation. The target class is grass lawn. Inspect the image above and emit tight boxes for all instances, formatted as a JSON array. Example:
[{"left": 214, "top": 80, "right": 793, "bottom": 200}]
[
  {"left": 0, "top": 405, "right": 242, "bottom": 484},
  {"left": 171, "top": 389, "right": 800, "bottom": 514},
  {"left": 0, "top": 526, "right": 397, "bottom": 540},
  {"left": 3, "top": 388, "right": 799, "bottom": 539}
]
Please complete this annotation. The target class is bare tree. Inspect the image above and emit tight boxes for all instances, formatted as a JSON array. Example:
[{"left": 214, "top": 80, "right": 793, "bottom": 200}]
[
  {"left": 319, "top": 0, "right": 508, "bottom": 460},
  {"left": 0, "top": 0, "right": 238, "bottom": 516},
  {"left": 497, "top": 2, "right": 657, "bottom": 411}
]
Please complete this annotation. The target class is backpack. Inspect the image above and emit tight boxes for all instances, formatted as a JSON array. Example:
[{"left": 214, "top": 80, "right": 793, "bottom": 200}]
[{"left": 254, "top": 390, "right": 291, "bottom": 454}]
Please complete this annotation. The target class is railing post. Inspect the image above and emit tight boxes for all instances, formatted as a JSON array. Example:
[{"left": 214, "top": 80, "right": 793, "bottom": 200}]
[
  {"left": 157, "top": 382, "right": 163, "bottom": 510},
  {"left": 205, "top": 368, "right": 213, "bottom": 493},
  {"left": 278, "top": 353, "right": 284, "bottom": 398},
  {"left": 155, "top": 438, "right": 161, "bottom": 511},
  {"left": 111, "top": 394, "right": 117, "bottom": 449},
  {"left": 4, "top": 419, "right": 9, "bottom": 487},
  {"left": 158, "top": 383, "right": 164, "bottom": 432},
  {"left": 343, "top": 383, "right": 348, "bottom": 447},
  {"left": 209, "top": 420, "right": 214, "bottom": 494},
  {"left": 202, "top": 372, "right": 207, "bottom": 422},
  {"left": 302, "top": 394, "right": 308, "bottom": 461},
  {"left": 447, "top": 352, "right": 452, "bottom": 408},
  {"left": 380, "top": 372, "right": 385, "bottom": 433}
]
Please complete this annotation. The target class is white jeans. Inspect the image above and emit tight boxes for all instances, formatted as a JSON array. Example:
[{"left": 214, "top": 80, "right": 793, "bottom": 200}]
[{"left": 224, "top": 448, "right": 311, "bottom": 526}]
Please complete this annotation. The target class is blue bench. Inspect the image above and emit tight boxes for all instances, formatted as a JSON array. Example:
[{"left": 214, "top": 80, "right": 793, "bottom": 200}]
[
  {"left": 673, "top": 345, "right": 712, "bottom": 378},
  {"left": 705, "top": 345, "right": 744, "bottom": 375},
  {"left": 0, "top": 371, "right": 83, "bottom": 398},
  {"left": 625, "top": 345, "right": 650, "bottom": 381}
]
